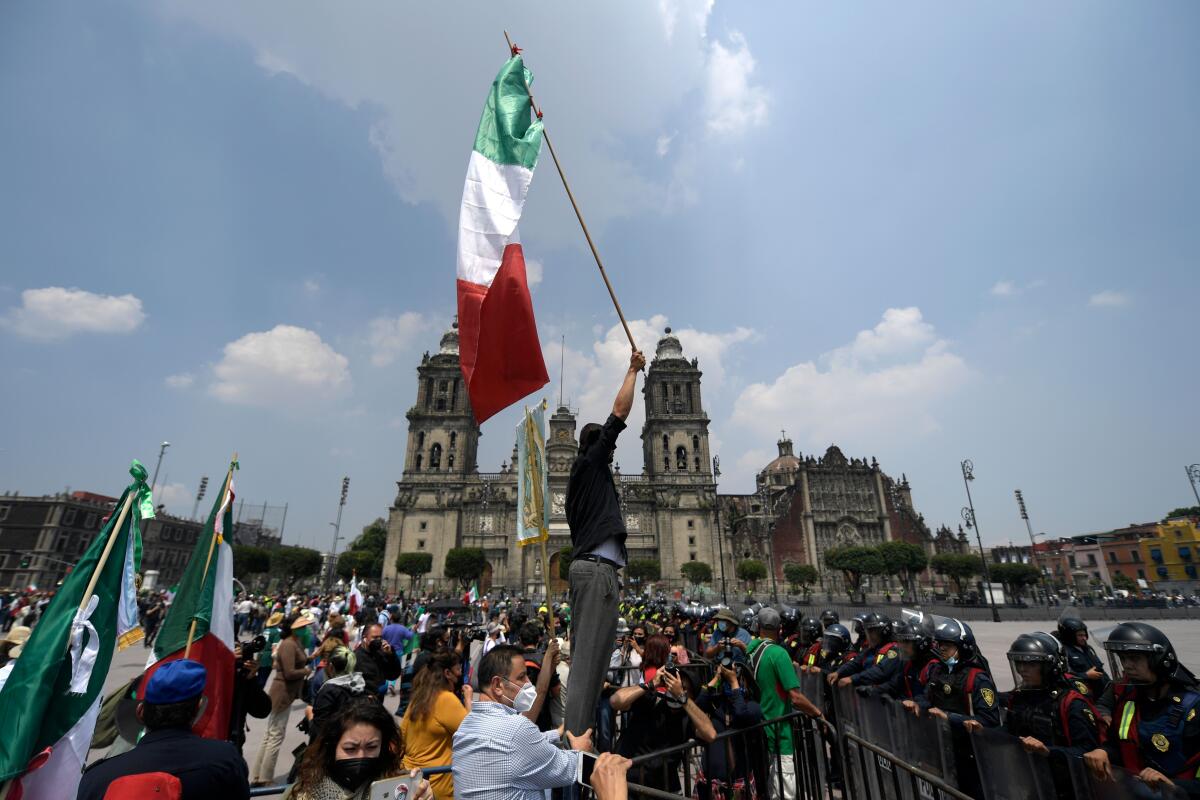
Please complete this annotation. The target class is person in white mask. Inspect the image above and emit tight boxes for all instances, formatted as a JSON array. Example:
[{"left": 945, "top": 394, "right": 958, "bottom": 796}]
[{"left": 453, "top": 645, "right": 596, "bottom": 800}]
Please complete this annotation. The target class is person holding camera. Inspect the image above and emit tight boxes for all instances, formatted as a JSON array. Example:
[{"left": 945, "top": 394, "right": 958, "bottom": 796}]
[
  {"left": 694, "top": 663, "right": 765, "bottom": 800},
  {"left": 356, "top": 623, "right": 404, "bottom": 700},
  {"left": 229, "top": 638, "right": 272, "bottom": 754},
  {"left": 704, "top": 609, "right": 751, "bottom": 666}
]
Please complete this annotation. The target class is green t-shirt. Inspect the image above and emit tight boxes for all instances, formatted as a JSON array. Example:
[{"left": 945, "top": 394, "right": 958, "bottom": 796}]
[
  {"left": 259, "top": 626, "right": 281, "bottom": 669},
  {"left": 747, "top": 638, "right": 800, "bottom": 754}
]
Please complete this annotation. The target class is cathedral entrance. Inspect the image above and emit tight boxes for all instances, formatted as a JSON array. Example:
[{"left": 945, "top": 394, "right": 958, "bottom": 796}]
[
  {"left": 480, "top": 561, "right": 493, "bottom": 593},
  {"left": 547, "top": 552, "right": 568, "bottom": 598}
]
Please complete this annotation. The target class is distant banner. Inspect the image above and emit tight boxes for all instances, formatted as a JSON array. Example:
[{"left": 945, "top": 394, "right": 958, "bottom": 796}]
[{"left": 515, "top": 402, "right": 550, "bottom": 547}]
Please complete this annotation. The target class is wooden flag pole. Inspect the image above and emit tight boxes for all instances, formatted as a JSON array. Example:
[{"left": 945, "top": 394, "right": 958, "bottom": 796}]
[
  {"left": 540, "top": 536, "right": 556, "bottom": 639},
  {"left": 77, "top": 490, "right": 136, "bottom": 616},
  {"left": 503, "top": 31, "right": 638, "bottom": 353},
  {"left": 184, "top": 452, "right": 237, "bottom": 659}
]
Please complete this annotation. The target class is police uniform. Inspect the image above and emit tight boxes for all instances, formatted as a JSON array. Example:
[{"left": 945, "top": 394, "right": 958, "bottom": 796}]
[
  {"left": 1064, "top": 641, "right": 1112, "bottom": 700},
  {"left": 1104, "top": 684, "right": 1200, "bottom": 795},
  {"left": 923, "top": 661, "right": 1002, "bottom": 728},
  {"left": 800, "top": 641, "right": 822, "bottom": 670},
  {"left": 78, "top": 660, "right": 250, "bottom": 800},
  {"left": 848, "top": 640, "right": 904, "bottom": 687},
  {"left": 867, "top": 653, "right": 940, "bottom": 700},
  {"left": 783, "top": 633, "right": 805, "bottom": 666},
  {"left": 1004, "top": 686, "right": 1102, "bottom": 756}
]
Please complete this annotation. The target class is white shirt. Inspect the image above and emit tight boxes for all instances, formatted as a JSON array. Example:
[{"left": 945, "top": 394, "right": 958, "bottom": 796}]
[
  {"left": 417, "top": 612, "right": 431, "bottom": 633},
  {"left": 237, "top": 600, "right": 253, "bottom": 615},
  {"left": 452, "top": 701, "right": 580, "bottom": 800}
]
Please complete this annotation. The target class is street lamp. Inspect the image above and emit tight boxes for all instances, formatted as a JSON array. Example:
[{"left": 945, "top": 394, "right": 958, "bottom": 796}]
[
  {"left": 757, "top": 482, "right": 781, "bottom": 604},
  {"left": 327, "top": 476, "right": 349, "bottom": 589},
  {"left": 150, "top": 441, "right": 170, "bottom": 493},
  {"left": 960, "top": 459, "right": 1000, "bottom": 622},
  {"left": 1014, "top": 489, "right": 1052, "bottom": 606},
  {"left": 713, "top": 456, "right": 728, "bottom": 604},
  {"left": 1186, "top": 464, "right": 1200, "bottom": 507}
]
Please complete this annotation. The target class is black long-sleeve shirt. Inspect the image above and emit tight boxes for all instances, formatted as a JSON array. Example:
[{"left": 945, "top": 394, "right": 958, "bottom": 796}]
[{"left": 566, "top": 414, "right": 627, "bottom": 560}]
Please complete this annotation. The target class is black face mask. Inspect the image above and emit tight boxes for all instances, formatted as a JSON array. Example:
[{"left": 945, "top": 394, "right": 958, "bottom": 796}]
[
  {"left": 330, "top": 757, "right": 381, "bottom": 791},
  {"left": 634, "top": 635, "right": 646, "bottom": 645}
]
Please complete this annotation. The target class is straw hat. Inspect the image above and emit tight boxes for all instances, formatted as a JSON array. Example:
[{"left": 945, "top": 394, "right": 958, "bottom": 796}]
[
  {"left": 291, "top": 611, "right": 317, "bottom": 629},
  {"left": 4, "top": 626, "right": 31, "bottom": 647},
  {"left": 266, "top": 612, "right": 285, "bottom": 629}
]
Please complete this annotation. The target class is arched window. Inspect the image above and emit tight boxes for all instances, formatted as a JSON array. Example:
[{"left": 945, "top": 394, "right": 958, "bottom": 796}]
[
  {"left": 535, "top": 558, "right": 543, "bottom": 577},
  {"left": 449, "top": 432, "right": 457, "bottom": 450},
  {"left": 662, "top": 434, "right": 669, "bottom": 452},
  {"left": 676, "top": 446, "right": 688, "bottom": 470},
  {"left": 415, "top": 454, "right": 422, "bottom": 471},
  {"left": 447, "top": 453, "right": 455, "bottom": 470},
  {"left": 694, "top": 457, "right": 701, "bottom": 472},
  {"left": 430, "top": 443, "right": 442, "bottom": 471},
  {"left": 692, "top": 435, "right": 700, "bottom": 453},
  {"left": 417, "top": 432, "right": 425, "bottom": 449},
  {"left": 664, "top": 455, "right": 670, "bottom": 471}
]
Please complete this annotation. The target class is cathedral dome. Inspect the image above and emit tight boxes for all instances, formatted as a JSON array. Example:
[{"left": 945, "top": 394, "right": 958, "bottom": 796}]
[
  {"left": 439, "top": 320, "right": 460, "bottom": 356},
  {"left": 761, "top": 435, "right": 800, "bottom": 484},
  {"left": 654, "top": 327, "right": 685, "bottom": 361}
]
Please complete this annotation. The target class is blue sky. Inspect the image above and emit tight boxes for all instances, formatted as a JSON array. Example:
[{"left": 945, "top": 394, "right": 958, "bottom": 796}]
[{"left": 2, "top": 1, "right": 1197, "bottom": 554}]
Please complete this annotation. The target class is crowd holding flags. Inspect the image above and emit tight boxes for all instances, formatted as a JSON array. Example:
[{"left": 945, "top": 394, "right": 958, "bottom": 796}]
[{"left": 0, "top": 460, "right": 153, "bottom": 800}]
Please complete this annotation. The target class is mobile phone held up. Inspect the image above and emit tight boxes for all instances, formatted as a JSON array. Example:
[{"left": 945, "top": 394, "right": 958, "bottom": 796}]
[
  {"left": 578, "top": 752, "right": 598, "bottom": 787},
  {"left": 370, "top": 775, "right": 421, "bottom": 800}
]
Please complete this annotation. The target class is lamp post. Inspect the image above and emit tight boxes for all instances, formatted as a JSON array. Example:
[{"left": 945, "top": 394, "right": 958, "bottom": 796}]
[
  {"left": 1187, "top": 464, "right": 1200, "bottom": 507},
  {"left": 960, "top": 459, "right": 1000, "bottom": 622},
  {"left": 150, "top": 441, "right": 170, "bottom": 493},
  {"left": 1014, "top": 489, "right": 1051, "bottom": 605},
  {"left": 713, "top": 456, "right": 728, "bottom": 604},
  {"left": 328, "top": 476, "right": 349, "bottom": 589},
  {"left": 757, "top": 482, "right": 780, "bottom": 603}
]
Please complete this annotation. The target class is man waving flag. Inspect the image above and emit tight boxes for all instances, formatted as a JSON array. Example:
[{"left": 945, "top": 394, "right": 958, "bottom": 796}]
[{"left": 456, "top": 54, "right": 549, "bottom": 424}]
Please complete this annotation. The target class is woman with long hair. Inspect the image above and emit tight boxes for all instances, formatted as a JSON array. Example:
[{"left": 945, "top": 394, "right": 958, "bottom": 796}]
[
  {"left": 286, "top": 696, "right": 432, "bottom": 800},
  {"left": 640, "top": 634, "right": 672, "bottom": 683},
  {"left": 400, "top": 649, "right": 470, "bottom": 800}
]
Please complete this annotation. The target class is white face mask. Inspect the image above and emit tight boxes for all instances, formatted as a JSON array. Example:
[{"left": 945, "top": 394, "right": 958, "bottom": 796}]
[{"left": 504, "top": 679, "right": 538, "bottom": 713}]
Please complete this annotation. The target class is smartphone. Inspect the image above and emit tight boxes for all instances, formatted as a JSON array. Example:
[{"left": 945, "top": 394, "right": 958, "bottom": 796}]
[
  {"left": 370, "top": 775, "right": 421, "bottom": 800},
  {"left": 578, "top": 752, "right": 597, "bottom": 787}
]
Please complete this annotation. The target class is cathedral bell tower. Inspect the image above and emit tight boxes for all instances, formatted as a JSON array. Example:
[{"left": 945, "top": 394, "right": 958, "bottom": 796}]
[{"left": 404, "top": 321, "right": 480, "bottom": 477}]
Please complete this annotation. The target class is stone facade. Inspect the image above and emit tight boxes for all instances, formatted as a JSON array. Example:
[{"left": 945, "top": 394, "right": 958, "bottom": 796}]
[{"left": 382, "top": 325, "right": 719, "bottom": 597}]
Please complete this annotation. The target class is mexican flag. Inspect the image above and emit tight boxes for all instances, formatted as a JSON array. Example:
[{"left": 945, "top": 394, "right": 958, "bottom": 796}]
[
  {"left": 465, "top": 582, "right": 479, "bottom": 604},
  {"left": 141, "top": 463, "right": 237, "bottom": 740},
  {"left": 0, "top": 461, "right": 152, "bottom": 800},
  {"left": 456, "top": 54, "right": 549, "bottom": 424},
  {"left": 348, "top": 574, "right": 363, "bottom": 617}
]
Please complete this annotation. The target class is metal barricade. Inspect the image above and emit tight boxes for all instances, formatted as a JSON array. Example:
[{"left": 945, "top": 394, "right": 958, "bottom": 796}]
[
  {"left": 969, "top": 725, "right": 1058, "bottom": 800},
  {"left": 1081, "top": 763, "right": 1189, "bottom": 800}
]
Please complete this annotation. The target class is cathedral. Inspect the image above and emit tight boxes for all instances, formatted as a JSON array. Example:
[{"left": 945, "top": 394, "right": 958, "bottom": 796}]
[
  {"left": 382, "top": 323, "right": 719, "bottom": 597},
  {"left": 381, "top": 321, "right": 958, "bottom": 598}
]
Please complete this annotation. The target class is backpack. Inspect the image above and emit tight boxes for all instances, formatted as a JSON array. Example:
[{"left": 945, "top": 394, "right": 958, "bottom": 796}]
[{"left": 746, "top": 640, "right": 783, "bottom": 705}]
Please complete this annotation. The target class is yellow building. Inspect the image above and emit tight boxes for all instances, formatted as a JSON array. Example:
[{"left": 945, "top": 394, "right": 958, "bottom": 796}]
[{"left": 1140, "top": 517, "right": 1200, "bottom": 592}]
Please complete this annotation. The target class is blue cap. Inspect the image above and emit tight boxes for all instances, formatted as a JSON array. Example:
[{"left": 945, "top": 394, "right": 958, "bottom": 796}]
[{"left": 144, "top": 659, "right": 207, "bottom": 705}]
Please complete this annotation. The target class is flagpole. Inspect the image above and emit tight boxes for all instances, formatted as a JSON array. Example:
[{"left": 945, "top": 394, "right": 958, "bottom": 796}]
[
  {"left": 503, "top": 31, "right": 639, "bottom": 354},
  {"left": 77, "top": 491, "right": 136, "bottom": 616},
  {"left": 185, "top": 453, "right": 237, "bottom": 659}
]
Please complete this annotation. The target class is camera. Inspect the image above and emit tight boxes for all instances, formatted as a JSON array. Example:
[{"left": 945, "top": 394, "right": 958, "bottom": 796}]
[
  {"left": 241, "top": 635, "right": 267, "bottom": 661},
  {"left": 663, "top": 652, "right": 680, "bottom": 677},
  {"left": 720, "top": 642, "right": 735, "bottom": 669},
  {"left": 369, "top": 637, "right": 383, "bottom": 654}
]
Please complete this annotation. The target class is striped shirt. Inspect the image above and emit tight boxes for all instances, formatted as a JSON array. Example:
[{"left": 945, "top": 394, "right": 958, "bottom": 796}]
[{"left": 452, "top": 701, "right": 581, "bottom": 800}]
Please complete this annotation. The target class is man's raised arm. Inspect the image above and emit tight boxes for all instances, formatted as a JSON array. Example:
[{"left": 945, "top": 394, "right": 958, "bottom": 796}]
[{"left": 612, "top": 350, "right": 646, "bottom": 421}]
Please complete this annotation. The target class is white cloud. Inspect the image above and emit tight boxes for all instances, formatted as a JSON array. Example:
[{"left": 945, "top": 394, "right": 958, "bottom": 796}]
[
  {"left": 705, "top": 31, "right": 770, "bottom": 136},
  {"left": 1, "top": 287, "right": 145, "bottom": 341},
  {"left": 302, "top": 278, "right": 321, "bottom": 295},
  {"left": 656, "top": 133, "right": 675, "bottom": 157},
  {"left": 165, "top": 373, "right": 195, "bottom": 389},
  {"left": 154, "top": 482, "right": 193, "bottom": 516},
  {"left": 367, "top": 312, "right": 434, "bottom": 367},
  {"left": 210, "top": 324, "right": 350, "bottom": 406},
  {"left": 525, "top": 258, "right": 544, "bottom": 288},
  {"left": 731, "top": 307, "right": 969, "bottom": 448},
  {"left": 549, "top": 316, "right": 754, "bottom": 471},
  {"left": 1089, "top": 290, "right": 1129, "bottom": 308},
  {"left": 656, "top": 0, "right": 714, "bottom": 43},
  {"left": 990, "top": 280, "right": 1016, "bottom": 297},
  {"left": 255, "top": 49, "right": 298, "bottom": 78}
]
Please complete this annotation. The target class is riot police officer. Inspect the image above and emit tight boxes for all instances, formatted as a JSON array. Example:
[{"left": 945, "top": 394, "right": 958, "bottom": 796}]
[
  {"left": 836, "top": 612, "right": 901, "bottom": 689},
  {"left": 803, "top": 623, "right": 853, "bottom": 675},
  {"left": 795, "top": 617, "right": 824, "bottom": 669},
  {"left": 1002, "top": 632, "right": 1102, "bottom": 755},
  {"left": 1054, "top": 615, "right": 1112, "bottom": 710},
  {"left": 1084, "top": 622, "right": 1200, "bottom": 796},
  {"left": 859, "top": 618, "right": 940, "bottom": 700},
  {"left": 780, "top": 607, "right": 804, "bottom": 664},
  {"left": 905, "top": 617, "right": 999, "bottom": 800},
  {"left": 819, "top": 609, "right": 840, "bottom": 629}
]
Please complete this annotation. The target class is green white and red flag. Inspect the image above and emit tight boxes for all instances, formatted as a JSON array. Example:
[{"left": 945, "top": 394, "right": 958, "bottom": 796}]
[
  {"left": 456, "top": 54, "right": 549, "bottom": 424},
  {"left": 140, "top": 460, "right": 238, "bottom": 740},
  {"left": 0, "top": 460, "right": 152, "bottom": 800}
]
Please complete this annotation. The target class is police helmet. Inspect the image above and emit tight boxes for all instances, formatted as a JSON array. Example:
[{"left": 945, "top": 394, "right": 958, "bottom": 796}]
[
  {"left": 930, "top": 616, "right": 976, "bottom": 660},
  {"left": 863, "top": 612, "right": 894, "bottom": 640},
  {"left": 893, "top": 619, "right": 932, "bottom": 652},
  {"left": 781, "top": 606, "right": 801, "bottom": 636},
  {"left": 819, "top": 610, "right": 840, "bottom": 628},
  {"left": 1007, "top": 632, "right": 1066, "bottom": 691},
  {"left": 740, "top": 608, "right": 759, "bottom": 634},
  {"left": 1102, "top": 622, "right": 1181, "bottom": 685},
  {"left": 1056, "top": 615, "right": 1088, "bottom": 644},
  {"left": 822, "top": 623, "right": 851, "bottom": 656},
  {"left": 800, "top": 617, "right": 823, "bottom": 644},
  {"left": 851, "top": 612, "right": 870, "bottom": 637}
]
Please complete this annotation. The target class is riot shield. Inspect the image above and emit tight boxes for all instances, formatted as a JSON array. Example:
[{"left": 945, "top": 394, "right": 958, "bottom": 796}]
[
  {"left": 833, "top": 683, "right": 873, "bottom": 800},
  {"left": 1079, "top": 762, "right": 1189, "bottom": 800},
  {"left": 969, "top": 725, "right": 1057, "bottom": 800},
  {"left": 859, "top": 695, "right": 902, "bottom": 800}
]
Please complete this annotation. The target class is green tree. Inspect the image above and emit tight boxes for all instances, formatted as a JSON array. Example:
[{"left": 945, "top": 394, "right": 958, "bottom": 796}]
[
  {"left": 930, "top": 553, "right": 984, "bottom": 598},
  {"left": 736, "top": 560, "right": 768, "bottom": 593},
  {"left": 825, "top": 546, "right": 885, "bottom": 600},
  {"left": 395, "top": 552, "right": 433, "bottom": 592},
  {"left": 557, "top": 547, "right": 573, "bottom": 581},
  {"left": 1112, "top": 573, "right": 1139, "bottom": 593},
  {"left": 627, "top": 559, "right": 662, "bottom": 584},
  {"left": 232, "top": 545, "right": 270, "bottom": 579},
  {"left": 339, "top": 518, "right": 387, "bottom": 579},
  {"left": 782, "top": 563, "right": 819, "bottom": 596},
  {"left": 272, "top": 545, "right": 323, "bottom": 583},
  {"left": 989, "top": 562, "right": 1042, "bottom": 601},
  {"left": 877, "top": 541, "right": 928, "bottom": 595},
  {"left": 680, "top": 561, "right": 713, "bottom": 587},
  {"left": 336, "top": 549, "right": 379, "bottom": 581},
  {"left": 1164, "top": 506, "right": 1200, "bottom": 521},
  {"left": 444, "top": 547, "right": 487, "bottom": 589}
]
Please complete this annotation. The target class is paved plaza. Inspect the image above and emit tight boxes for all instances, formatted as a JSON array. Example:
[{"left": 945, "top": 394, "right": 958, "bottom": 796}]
[{"left": 86, "top": 617, "right": 1200, "bottom": 786}]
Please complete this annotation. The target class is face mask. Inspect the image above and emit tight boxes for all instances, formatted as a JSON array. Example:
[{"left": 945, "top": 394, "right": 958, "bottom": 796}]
[
  {"left": 330, "top": 757, "right": 380, "bottom": 791},
  {"left": 504, "top": 679, "right": 538, "bottom": 713},
  {"left": 943, "top": 656, "right": 958, "bottom": 669},
  {"left": 634, "top": 636, "right": 646, "bottom": 645}
]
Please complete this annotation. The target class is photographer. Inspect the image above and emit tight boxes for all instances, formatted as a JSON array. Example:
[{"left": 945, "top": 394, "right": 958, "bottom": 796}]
[
  {"left": 229, "top": 638, "right": 272, "bottom": 754},
  {"left": 609, "top": 664, "right": 717, "bottom": 793},
  {"left": 704, "top": 609, "right": 750, "bottom": 666},
  {"left": 356, "top": 623, "right": 403, "bottom": 700},
  {"left": 695, "top": 664, "right": 765, "bottom": 800},
  {"left": 608, "top": 620, "right": 643, "bottom": 689}
]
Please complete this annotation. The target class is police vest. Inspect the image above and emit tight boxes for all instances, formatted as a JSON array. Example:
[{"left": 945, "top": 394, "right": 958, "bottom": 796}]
[
  {"left": 902, "top": 657, "right": 937, "bottom": 700},
  {"left": 803, "top": 643, "right": 821, "bottom": 667},
  {"left": 1004, "top": 687, "right": 1100, "bottom": 747},
  {"left": 873, "top": 641, "right": 898, "bottom": 665},
  {"left": 928, "top": 666, "right": 985, "bottom": 716},
  {"left": 1113, "top": 683, "right": 1200, "bottom": 779}
]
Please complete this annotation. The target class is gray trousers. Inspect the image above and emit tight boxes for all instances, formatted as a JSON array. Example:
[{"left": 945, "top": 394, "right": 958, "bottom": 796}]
[{"left": 565, "top": 558, "right": 620, "bottom": 735}]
